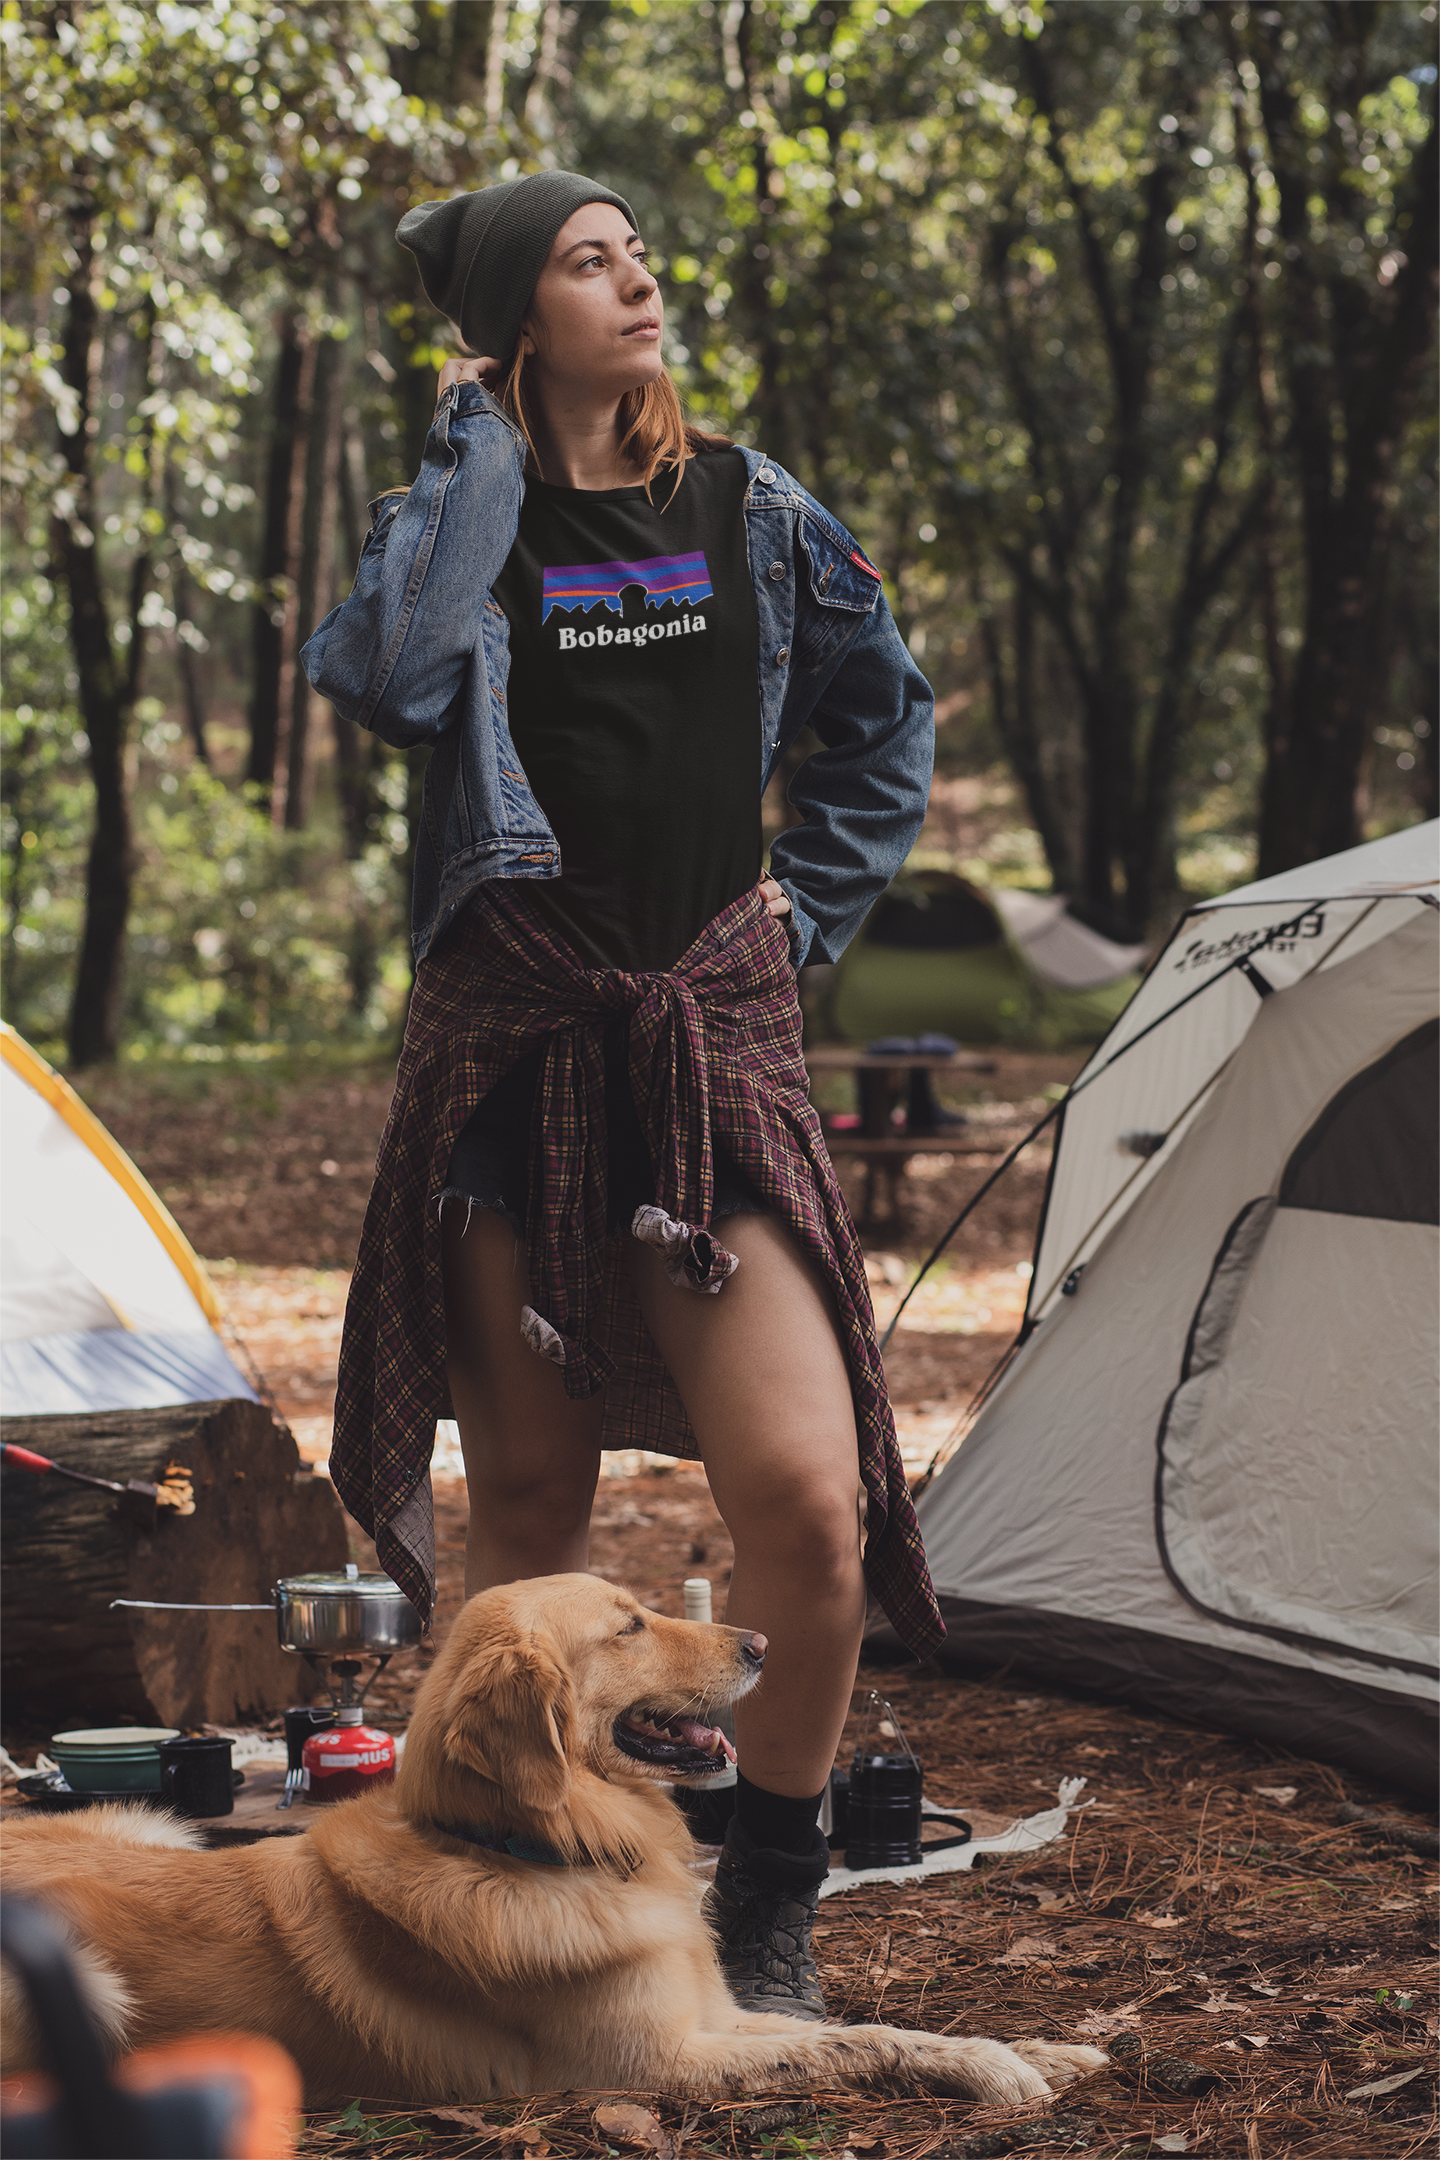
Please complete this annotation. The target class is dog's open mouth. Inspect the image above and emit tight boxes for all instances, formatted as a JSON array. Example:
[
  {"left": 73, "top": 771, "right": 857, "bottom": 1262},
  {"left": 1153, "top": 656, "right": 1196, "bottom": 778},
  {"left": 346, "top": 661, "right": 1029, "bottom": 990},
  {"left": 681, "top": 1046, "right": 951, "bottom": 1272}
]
[{"left": 612, "top": 1706, "right": 738, "bottom": 1776}]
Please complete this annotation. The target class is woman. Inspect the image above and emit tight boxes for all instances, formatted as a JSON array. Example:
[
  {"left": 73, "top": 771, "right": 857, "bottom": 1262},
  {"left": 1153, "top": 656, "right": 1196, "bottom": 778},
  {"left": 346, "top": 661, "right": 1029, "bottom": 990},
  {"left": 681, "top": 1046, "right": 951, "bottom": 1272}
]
[{"left": 302, "top": 169, "right": 942, "bottom": 2018}]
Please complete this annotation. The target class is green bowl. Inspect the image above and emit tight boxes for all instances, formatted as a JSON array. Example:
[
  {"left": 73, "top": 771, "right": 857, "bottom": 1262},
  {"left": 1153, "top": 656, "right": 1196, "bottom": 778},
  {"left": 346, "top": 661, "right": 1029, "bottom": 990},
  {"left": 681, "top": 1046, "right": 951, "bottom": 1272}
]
[{"left": 50, "top": 1727, "right": 180, "bottom": 1794}]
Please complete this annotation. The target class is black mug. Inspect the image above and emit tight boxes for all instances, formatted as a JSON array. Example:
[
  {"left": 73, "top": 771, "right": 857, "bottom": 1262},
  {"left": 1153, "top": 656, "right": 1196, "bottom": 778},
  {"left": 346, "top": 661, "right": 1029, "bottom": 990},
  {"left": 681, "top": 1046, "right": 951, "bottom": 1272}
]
[
  {"left": 158, "top": 1735, "right": 234, "bottom": 1819},
  {"left": 846, "top": 1749, "right": 923, "bottom": 1868},
  {"left": 283, "top": 1704, "right": 336, "bottom": 1774}
]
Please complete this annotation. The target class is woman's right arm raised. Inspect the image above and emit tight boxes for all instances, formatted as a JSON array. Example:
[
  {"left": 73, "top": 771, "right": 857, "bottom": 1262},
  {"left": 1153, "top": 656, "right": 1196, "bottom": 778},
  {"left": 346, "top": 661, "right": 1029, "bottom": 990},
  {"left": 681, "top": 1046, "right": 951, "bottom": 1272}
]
[{"left": 299, "top": 357, "right": 516, "bottom": 749}]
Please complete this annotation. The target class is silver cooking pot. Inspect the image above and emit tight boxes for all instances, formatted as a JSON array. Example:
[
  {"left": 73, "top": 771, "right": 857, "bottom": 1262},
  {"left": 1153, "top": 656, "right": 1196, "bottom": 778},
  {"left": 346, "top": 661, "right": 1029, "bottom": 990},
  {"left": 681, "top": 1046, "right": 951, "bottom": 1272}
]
[
  {"left": 273, "top": 1568, "right": 422, "bottom": 1656},
  {"left": 111, "top": 1565, "right": 422, "bottom": 1657}
]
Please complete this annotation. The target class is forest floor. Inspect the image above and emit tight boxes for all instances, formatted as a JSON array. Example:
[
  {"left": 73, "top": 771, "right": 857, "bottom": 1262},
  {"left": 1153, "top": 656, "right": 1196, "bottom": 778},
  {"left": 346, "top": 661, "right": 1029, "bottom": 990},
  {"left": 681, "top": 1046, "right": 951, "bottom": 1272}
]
[{"left": 50, "top": 1056, "right": 1440, "bottom": 2158}]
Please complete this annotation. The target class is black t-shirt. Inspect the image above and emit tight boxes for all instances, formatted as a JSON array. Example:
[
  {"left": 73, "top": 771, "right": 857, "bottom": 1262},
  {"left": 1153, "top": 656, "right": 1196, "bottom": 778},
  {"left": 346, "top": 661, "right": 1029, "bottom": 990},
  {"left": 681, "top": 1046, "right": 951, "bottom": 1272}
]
[{"left": 490, "top": 447, "right": 761, "bottom": 973}]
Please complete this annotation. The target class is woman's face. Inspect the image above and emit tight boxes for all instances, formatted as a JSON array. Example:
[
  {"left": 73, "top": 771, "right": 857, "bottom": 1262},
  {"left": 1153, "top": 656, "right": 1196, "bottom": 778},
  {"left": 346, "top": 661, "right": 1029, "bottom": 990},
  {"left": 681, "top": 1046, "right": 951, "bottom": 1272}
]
[{"left": 521, "top": 202, "right": 663, "bottom": 402}]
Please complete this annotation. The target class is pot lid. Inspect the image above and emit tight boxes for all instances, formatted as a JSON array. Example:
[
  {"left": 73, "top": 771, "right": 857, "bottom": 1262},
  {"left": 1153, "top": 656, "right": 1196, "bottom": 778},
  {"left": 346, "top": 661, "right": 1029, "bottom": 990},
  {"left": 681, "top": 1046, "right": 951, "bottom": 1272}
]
[{"left": 274, "top": 1567, "right": 406, "bottom": 1598}]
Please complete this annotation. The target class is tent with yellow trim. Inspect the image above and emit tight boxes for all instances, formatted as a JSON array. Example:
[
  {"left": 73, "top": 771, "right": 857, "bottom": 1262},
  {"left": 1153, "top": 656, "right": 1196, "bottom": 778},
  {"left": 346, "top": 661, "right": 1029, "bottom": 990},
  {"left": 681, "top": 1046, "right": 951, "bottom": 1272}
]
[{"left": 0, "top": 1026, "right": 258, "bottom": 1417}]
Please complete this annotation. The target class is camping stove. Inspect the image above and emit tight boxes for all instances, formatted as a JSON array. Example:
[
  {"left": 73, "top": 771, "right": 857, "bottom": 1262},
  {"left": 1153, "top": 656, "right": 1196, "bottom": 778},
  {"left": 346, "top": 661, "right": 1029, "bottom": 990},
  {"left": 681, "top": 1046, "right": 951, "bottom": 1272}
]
[{"left": 275, "top": 1565, "right": 418, "bottom": 1808}]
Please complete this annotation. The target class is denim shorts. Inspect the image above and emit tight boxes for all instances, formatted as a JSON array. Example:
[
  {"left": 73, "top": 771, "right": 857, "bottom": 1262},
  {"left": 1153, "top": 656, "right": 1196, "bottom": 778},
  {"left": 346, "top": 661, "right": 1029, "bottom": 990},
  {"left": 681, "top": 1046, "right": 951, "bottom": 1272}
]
[{"left": 445, "top": 1013, "right": 768, "bottom": 1236}]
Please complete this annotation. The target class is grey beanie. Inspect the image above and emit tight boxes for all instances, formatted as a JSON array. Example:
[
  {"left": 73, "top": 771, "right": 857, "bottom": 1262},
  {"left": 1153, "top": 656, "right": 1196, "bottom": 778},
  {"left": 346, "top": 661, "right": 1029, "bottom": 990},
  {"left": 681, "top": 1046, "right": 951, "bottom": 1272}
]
[{"left": 396, "top": 171, "right": 637, "bottom": 364}]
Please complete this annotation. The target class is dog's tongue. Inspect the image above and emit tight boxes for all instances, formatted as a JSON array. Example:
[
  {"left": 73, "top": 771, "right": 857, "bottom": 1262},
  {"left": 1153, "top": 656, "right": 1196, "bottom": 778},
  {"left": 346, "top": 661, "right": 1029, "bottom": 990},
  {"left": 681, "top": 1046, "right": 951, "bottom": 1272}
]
[{"left": 673, "top": 1717, "right": 737, "bottom": 1763}]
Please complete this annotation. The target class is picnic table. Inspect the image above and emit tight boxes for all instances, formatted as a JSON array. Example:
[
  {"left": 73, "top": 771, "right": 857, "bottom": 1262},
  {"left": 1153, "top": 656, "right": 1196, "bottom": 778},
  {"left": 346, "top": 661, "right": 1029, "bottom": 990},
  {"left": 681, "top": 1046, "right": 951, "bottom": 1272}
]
[{"left": 804, "top": 1042, "right": 997, "bottom": 1227}]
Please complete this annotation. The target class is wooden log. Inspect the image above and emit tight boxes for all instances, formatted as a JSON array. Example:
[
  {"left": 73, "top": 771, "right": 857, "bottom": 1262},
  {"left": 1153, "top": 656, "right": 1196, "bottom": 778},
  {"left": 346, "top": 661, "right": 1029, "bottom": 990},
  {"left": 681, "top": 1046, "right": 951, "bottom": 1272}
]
[{"left": 0, "top": 1399, "right": 350, "bottom": 1730}]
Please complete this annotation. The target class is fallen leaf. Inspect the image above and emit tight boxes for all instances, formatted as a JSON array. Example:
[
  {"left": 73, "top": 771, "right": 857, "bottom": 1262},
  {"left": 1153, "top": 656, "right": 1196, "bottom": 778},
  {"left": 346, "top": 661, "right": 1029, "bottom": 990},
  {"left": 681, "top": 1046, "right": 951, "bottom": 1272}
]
[
  {"left": 424, "top": 2110, "right": 497, "bottom": 2133},
  {"left": 1246, "top": 1980, "right": 1281, "bottom": 1997},
  {"left": 995, "top": 1933, "right": 1060, "bottom": 1967},
  {"left": 1237, "top": 2034, "right": 1269, "bottom": 2050},
  {"left": 1347, "top": 2065, "right": 1430, "bottom": 2102},
  {"left": 1074, "top": 2003, "right": 1142, "bottom": 2039},
  {"left": 1202, "top": 1991, "right": 1238, "bottom": 2013},
  {"left": 1253, "top": 1785, "right": 1297, "bottom": 1805},
  {"left": 594, "top": 2104, "right": 675, "bottom": 2159},
  {"left": 1155, "top": 2137, "right": 1190, "bottom": 2154},
  {"left": 1132, "top": 1910, "right": 1183, "bottom": 1929}
]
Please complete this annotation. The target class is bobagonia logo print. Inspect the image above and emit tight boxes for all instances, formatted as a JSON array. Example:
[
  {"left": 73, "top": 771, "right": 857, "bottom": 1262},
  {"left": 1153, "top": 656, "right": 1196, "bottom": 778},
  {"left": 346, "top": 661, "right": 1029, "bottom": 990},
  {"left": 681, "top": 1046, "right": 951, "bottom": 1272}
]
[{"left": 542, "top": 552, "right": 713, "bottom": 651}]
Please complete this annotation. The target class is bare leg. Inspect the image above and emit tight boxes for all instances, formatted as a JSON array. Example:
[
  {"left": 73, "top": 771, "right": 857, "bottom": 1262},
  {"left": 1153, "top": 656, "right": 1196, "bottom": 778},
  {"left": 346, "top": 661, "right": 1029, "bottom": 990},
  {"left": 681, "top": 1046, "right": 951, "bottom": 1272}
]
[
  {"left": 628, "top": 1214, "right": 866, "bottom": 1798},
  {"left": 442, "top": 1205, "right": 604, "bottom": 1598}
]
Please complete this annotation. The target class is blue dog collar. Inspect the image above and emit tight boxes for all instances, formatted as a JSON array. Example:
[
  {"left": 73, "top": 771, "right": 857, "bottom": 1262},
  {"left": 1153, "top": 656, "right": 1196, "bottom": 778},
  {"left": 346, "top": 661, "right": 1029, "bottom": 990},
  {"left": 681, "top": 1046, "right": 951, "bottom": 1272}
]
[{"left": 437, "top": 1820, "right": 572, "bottom": 1866}]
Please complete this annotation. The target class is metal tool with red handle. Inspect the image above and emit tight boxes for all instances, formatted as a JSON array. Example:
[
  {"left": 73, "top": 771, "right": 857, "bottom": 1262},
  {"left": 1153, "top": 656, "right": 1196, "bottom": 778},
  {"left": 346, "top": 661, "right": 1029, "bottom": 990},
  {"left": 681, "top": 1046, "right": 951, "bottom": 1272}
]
[{"left": 0, "top": 1443, "right": 168, "bottom": 1530}]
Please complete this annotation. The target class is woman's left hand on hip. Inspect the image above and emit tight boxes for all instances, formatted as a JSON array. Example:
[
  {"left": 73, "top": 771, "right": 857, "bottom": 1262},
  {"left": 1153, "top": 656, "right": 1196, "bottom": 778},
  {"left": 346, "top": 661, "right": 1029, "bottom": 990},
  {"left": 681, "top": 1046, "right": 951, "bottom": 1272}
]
[{"left": 759, "top": 874, "right": 792, "bottom": 920}]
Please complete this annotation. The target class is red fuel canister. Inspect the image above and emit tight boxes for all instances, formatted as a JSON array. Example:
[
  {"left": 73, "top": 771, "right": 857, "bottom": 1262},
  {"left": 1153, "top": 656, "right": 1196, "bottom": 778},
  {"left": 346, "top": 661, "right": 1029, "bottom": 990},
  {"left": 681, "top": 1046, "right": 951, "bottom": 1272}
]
[{"left": 302, "top": 1706, "right": 395, "bottom": 1803}]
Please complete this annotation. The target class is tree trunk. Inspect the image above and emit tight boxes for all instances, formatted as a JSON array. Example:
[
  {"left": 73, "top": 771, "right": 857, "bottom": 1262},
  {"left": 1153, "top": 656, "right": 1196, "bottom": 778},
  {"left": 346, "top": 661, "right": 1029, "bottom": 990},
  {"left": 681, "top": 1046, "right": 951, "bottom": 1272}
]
[
  {"left": 282, "top": 327, "right": 345, "bottom": 832},
  {"left": 456, "top": 0, "right": 496, "bottom": 105},
  {"left": 0, "top": 1399, "right": 348, "bottom": 1730},
  {"left": 246, "top": 308, "right": 308, "bottom": 797},
  {"left": 730, "top": 2, "right": 790, "bottom": 465},
  {"left": 332, "top": 412, "right": 386, "bottom": 869},
  {"left": 269, "top": 333, "right": 318, "bottom": 829},
  {"left": 980, "top": 575, "right": 1079, "bottom": 898},
  {"left": 399, "top": 345, "right": 438, "bottom": 493},
  {"left": 3, "top": 718, "right": 39, "bottom": 987},
  {"left": 333, "top": 714, "right": 382, "bottom": 862},
  {"left": 1414, "top": 639, "right": 1439, "bottom": 823},
  {"left": 484, "top": 0, "right": 509, "bottom": 132},
  {"left": 164, "top": 457, "right": 209, "bottom": 767},
  {"left": 1252, "top": 45, "right": 1438, "bottom": 873},
  {"left": 58, "top": 217, "right": 137, "bottom": 1069},
  {"left": 1257, "top": 506, "right": 1384, "bottom": 872}
]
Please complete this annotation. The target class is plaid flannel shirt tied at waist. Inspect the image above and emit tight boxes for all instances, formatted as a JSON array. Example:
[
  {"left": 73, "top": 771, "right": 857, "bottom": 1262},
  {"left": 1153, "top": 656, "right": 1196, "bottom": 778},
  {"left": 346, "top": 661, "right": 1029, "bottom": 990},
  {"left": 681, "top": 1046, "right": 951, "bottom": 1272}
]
[{"left": 430, "top": 883, "right": 794, "bottom": 1397}]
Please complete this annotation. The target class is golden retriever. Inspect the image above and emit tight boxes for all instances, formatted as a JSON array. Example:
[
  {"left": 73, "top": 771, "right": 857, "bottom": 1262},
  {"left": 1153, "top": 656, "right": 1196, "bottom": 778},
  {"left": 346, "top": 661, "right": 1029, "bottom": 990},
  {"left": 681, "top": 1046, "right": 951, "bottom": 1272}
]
[{"left": 2, "top": 1575, "right": 1105, "bottom": 2107}]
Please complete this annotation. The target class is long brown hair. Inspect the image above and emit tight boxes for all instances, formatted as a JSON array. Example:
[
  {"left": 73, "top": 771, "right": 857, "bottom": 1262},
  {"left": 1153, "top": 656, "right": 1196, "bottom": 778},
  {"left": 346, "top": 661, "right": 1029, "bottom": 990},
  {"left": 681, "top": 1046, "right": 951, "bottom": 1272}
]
[{"left": 497, "top": 345, "right": 729, "bottom": 504}]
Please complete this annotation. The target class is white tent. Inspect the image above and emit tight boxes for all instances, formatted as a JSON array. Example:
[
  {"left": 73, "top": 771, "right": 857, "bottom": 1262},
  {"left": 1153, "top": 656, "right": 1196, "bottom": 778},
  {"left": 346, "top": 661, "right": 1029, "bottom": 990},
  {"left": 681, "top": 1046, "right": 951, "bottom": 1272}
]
[
  {"left": 893, "top": 824, "right": 1439, "bottom": 1793},
  {"left": 0, "top": 1026, "right": 258, "bottom": 1417}
]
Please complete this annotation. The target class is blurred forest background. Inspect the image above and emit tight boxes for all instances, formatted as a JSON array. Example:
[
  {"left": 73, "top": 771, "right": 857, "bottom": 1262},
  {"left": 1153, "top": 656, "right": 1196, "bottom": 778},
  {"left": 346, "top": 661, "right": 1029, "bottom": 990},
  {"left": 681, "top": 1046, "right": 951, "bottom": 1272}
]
[{"left": 3, "top": 0, "right": 1435, "bottom": 1068}]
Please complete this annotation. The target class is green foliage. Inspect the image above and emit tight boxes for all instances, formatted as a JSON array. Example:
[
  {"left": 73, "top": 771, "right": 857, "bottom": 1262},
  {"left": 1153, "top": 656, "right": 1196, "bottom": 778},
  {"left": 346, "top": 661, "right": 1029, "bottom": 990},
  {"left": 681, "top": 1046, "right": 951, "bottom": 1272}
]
[
  {"left": 3, "top": 696, "right": 411, "bottom": 1062},
  {"left": 0, "top": 0, "right": 1433, "bottom": 1054},
  {"left": 0, "top": 0, "right": 448, "bottom": 1057},
  {"left": 127, "top": 753, "right": 411, "bottom": 1059}
]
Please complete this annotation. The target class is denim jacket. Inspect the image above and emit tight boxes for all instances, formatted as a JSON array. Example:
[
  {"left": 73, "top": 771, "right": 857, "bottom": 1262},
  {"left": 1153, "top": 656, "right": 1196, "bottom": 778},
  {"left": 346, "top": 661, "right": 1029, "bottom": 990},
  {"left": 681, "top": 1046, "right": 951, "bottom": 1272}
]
[{"left": 301, "top": 382, "right": 933, "bottom": 970}]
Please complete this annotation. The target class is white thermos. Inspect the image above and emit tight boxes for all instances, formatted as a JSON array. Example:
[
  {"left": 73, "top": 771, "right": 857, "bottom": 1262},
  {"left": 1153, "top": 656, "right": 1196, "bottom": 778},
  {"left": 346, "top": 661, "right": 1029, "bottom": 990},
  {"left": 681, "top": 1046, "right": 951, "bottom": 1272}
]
[{"left": 682, "top": 1576, "right": 737, "bottom": 1789}]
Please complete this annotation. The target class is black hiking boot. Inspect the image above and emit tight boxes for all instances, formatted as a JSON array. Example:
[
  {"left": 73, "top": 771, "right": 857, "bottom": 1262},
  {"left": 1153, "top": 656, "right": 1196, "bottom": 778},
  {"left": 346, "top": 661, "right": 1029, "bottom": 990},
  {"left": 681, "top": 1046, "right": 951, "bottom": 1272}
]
[{"left": 702, "top": 1816, "right": 829, "bottom": 2020}]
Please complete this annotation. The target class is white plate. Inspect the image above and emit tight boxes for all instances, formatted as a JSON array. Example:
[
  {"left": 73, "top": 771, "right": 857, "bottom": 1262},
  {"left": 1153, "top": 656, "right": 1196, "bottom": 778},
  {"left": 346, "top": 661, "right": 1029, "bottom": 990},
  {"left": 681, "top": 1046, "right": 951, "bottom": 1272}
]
[{"left": 50, "top": 1727, "right": 181, "bottom": 1750}]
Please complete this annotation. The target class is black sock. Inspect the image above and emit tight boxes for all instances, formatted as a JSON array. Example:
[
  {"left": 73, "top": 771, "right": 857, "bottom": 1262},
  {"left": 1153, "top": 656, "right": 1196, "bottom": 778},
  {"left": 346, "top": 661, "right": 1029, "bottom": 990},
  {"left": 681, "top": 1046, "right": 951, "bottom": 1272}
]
[{"left": 735, "top": 1772, "right": 826, "bottom": 1857}]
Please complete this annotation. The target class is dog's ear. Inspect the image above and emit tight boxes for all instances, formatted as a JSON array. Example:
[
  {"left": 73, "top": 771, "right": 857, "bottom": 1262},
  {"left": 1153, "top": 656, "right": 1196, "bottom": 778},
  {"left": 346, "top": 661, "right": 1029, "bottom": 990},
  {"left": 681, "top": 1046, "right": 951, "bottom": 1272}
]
[{"left": 444, "top": 1636, "right": 575, "bottom": 1814}]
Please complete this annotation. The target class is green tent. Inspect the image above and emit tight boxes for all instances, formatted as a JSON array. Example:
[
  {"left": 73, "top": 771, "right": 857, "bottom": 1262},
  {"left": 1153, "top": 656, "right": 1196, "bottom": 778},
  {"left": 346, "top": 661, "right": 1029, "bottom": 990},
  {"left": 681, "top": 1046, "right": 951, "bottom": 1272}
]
[{"left": 823, "top": 873, "right": 1145, "bottom": 1049}]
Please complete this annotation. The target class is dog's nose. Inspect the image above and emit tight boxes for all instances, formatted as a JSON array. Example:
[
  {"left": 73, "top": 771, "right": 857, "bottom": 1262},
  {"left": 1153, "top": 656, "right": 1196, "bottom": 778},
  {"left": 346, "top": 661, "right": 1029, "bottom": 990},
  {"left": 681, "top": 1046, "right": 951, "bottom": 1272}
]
[{"left": 740, "top": 1632, "right": 767, "bottom": 1666}]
